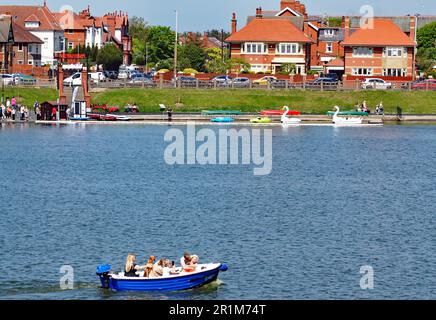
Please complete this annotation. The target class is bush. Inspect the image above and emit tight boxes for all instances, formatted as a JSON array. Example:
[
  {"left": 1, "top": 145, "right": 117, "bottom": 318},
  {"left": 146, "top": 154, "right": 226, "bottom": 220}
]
[
  {"left": 183, "top": 68, "right": 199, "bottom": 74},
  {"left": 306, "top": 70, "right": 318, "bottom": 75}
]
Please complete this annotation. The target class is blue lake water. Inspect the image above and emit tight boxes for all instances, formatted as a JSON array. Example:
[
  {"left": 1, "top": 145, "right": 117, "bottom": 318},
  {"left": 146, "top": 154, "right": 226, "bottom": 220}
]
[{"left": 0, "top": 123, "right": 435, "bottom": 300}]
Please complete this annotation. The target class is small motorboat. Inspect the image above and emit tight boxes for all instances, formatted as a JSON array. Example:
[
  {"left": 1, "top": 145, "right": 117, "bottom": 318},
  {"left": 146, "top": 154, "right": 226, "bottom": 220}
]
[
  {"left": 211, "top": 117, "right": 234, "bottom": 123},
  {"left": 332, "top": 106, "right": 363, "bottom": 125},
  {"left": 250, "top": 117, "right": 271, "bottom": 124},
  {"left": 281, "top": 106, "right": 302, "bottom": 125},
  {"left": 103, "top": 114, "right": 131, "bottom": 121},
  {"left": 96, "top": 263, "right": 228, "bottom": 292},
  {"left": 261, "top": 109, "right": 301, "bottom": 116}
]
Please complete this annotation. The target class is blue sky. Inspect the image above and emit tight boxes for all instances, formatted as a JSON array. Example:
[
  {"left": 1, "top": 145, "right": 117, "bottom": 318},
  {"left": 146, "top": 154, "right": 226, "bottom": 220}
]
[{"left": 2, "top": 0, "right": 435, "bottom": 31}]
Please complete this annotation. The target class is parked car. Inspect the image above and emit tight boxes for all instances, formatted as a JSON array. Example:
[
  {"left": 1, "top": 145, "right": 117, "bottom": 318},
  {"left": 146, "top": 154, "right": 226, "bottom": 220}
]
[
  {"left": 118, "top": 70, "right": 130, "bottom": 80},
  {"left": 89, "top": 72, "right": 106, "bottom": 83},
  {"left": 104, "top": 70, "right": 118, "bottom": 80},
  {"left": 211, "top": 75, "right": 233, "bottom": 84},
  {"left": 174, "top": 76, "right": 197, "bottom": 83},
  {"left": 63, "top": 72, "right": 82, "bottom": 86},
  {"left": 1, "top": 74, "right": 15, "bottom": 86},
  {"left": 411, "top": 79, "right": 436, "bottom": 90},
  {"left": 232, "top": 77, "right": 250, "bottom": 87},
  {"left": 11, "top": 73, "right": 36, "bottom": 85},
  {"left": 128, "top": 73, "right": 154, "bottom": 85},
  {"left": 253, "top": 76, "right": 277, "bottom": 86},
  {"left": 361, "top": 78, "right": 392, "bottom": 90}
]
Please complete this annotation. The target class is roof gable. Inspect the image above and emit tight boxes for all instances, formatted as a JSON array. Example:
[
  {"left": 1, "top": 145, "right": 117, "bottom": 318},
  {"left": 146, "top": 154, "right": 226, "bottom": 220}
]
[
  {"left": 342, "top": 19, "right": 416, "bottom": 47},
  {"left": 226, "top": 18, "right": 312, "bottom": 43},
  {"left": 0, "top": 5, "right": 62, "bottom": 31}
]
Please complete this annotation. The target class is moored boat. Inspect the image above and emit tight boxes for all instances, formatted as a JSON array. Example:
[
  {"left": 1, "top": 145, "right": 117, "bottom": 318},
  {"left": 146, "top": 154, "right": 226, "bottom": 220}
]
[
  {"left": 96, "top": 263, "right": 228, "bottom": 292},
  {"left": 250, "top": 117, "right": 271, "bottom": 123},
  {"left": 261, "top": 109, "right": 301, "bottom": 116},
  {"left": 211, "top": 117, "right": 234, "bottom": 123},
  {"left": 327, "top": 110, "right": 369, "bottom": 116}
]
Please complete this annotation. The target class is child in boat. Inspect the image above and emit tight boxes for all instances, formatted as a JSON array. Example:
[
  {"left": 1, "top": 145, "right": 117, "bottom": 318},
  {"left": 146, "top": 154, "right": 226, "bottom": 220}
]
[
  {"left": 183, "top": 254, "right": 199, "bottom": 272},
  {"left": 144, "top": 255, "right": 155, "bottom": 278},
  {"left": 124, "top": 254, "right": 146, "bottom": 277},
  {"left": 180, "top": 251, "right": 191, "bottom": 269}
]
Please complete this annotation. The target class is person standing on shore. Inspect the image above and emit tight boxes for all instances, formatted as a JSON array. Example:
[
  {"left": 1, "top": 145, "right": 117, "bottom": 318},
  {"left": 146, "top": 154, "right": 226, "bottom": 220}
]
[
  {"left": 20, "top": 105, "right": 25, "bottom": 121},
  {"left": 167, "top": 107, "right": 173, "bottom": 122},
  {"left": 1, "top": 103, "right": 5, "bottom": 120},
  {"left": 66, "top": 107, "right": 70, "bottom": 121},
  {"left": 11, "top": 96, "right": 16, "bottom": 109},
  {"left": 11, "top": 107, "right": 16, "bottom": 121}
]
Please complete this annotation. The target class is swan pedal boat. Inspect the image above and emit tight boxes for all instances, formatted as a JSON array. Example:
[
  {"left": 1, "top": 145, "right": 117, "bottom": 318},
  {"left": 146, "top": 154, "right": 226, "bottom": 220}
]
[
  {"left": 96, "top": 263, "right": 228, "bottom": 292},
  {"left": 211, "top": 117, "right": 234, "bottom": 123},
  {"left": 332, "top": 106, "right": 363, "bottom": 125},
  {"left": 250, "top": 117, "right": 271, "bottom": 123},
  {"left": 281, "top": 106, "right": 302, "bottom": 125}
]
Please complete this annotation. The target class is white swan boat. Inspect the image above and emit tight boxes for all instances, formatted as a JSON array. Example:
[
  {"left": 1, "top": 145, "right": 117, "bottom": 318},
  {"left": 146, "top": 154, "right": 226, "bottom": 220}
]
[
  {"left": 281, "top": 106, "right": 302, "bottom": 125},
  {"left": 332, "top": 106, "right": 363, "bottom": 125}
]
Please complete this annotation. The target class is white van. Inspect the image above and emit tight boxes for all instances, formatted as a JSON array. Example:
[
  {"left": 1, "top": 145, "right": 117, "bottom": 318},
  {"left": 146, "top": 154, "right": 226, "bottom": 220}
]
[
  {"left": 89, "top": 72, "right": 106, "bottom": 83},
  {"left": 63, "top": 72, "right": 82, "bottom": 86}
]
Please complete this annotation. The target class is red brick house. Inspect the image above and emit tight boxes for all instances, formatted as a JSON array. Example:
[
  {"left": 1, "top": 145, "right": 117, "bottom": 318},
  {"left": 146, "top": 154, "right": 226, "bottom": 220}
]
[
  {"left": 226, "top": 7, "right": 313, "bottom": 74},
  {"left": 341, "top": 18, "right": 416, "bottom": 81}
]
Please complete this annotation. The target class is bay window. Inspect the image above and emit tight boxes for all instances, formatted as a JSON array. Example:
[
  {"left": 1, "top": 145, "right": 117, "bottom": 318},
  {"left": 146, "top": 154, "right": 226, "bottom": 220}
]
[
  {"left": 277, "top": 43, "right": 302, "bottom": 55},
  {"left": 242, "top": 43, "right": 267, "bottom": 54},
  {"left": 352, "top": 68, "right": 373, "bottom": 76},
  {"left": 383, "top": 47, "right": 407, "bottom": 58},
  {"left": 382, "top": 69, "right": 407, "bottom": 77}
]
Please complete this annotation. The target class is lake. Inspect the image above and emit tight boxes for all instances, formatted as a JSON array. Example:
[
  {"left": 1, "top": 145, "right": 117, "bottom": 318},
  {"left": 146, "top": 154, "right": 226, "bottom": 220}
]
[{"left": 0, "top": 123, "right": 434, "bottom": 300}]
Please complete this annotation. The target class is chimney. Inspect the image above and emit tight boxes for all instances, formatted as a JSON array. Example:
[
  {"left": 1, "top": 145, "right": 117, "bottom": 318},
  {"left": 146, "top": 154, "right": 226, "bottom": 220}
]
[
  {"left": 281, "top": 1, "right": 296, "bottom": 11},
  {"left": 256, "top": 7, "right": 263, "bottom": 19},
  {"left": 231, "top": 12, "right": 237, "bottom": 34},
  {"left": 203, "top": 32, "right": 209, "bottom": 48},
  {"left": 344, "top": 16, "right": 350, "bottom": 39},
  {"left": 410, "top": 16, "right": 416, "bottom": 42}
]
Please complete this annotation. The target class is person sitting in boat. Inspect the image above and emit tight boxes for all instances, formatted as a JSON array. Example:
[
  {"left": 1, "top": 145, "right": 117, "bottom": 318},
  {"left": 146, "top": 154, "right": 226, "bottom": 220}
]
[
  {"left": 180, "top": 251, "right": 191, "bottom": 269},
  {"left": 183, "top": 254, "right": 199, "bottom": 273},
  {"left": 148, "top": 259, "right": 165, "bottom": 278},
  {"left": 124, "top": 253, "right": 146, "bottom": 277},
  {"left": 144, "top": 255, "right": 156, "bottom": 278}
]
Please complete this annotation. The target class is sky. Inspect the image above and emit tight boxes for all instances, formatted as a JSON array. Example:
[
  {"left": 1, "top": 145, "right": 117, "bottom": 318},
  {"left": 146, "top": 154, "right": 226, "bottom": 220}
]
[{"left": 2, "top": 0, "right": 435, "bottom": 31}]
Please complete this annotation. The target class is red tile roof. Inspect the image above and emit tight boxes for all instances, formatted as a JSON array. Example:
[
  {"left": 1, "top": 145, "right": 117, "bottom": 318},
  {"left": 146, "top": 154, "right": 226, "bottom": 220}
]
[
  {"left": 226, "top": 18, "right": 312, "bottom": 43},
  {"left": 0, "top": 5, "right": 62, "bottom": 31},
  {"left": 12, "top": 22, "right": 43, "bottom": 43},
  {"left": 341, "top": 19, "right": 415, "bottom": 47}
]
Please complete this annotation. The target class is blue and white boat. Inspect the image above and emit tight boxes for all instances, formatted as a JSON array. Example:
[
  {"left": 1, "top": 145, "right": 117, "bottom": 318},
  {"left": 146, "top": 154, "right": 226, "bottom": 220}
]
[{"left": 96, "top": 263, "right": 228, "bottom": 292}]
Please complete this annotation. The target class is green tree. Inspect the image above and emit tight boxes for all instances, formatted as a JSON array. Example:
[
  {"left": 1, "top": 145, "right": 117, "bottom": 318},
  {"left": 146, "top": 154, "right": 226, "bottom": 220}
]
[
  {"left": 146, "top": 26, "right": 176, "bottom": 67},
  {"left": 280, "top": 63, "right": 296, "bottom": 75},
  {"left": 417, "top": 22, "right": 436, "bottom": 49},
  {"left": 96, "top": 43, "right": 123, "bottom": 70},
  {"left": 178, "top": 40, "right": 207, "bottom": 72},
  {"left": 226, "top": 57, "right": 250, "bottom": 74}
]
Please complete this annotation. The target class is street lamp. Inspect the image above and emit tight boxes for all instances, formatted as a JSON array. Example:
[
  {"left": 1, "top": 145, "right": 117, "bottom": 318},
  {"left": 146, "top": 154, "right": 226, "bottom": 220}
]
[{"left": 174, "top": 10, "right": 178, "bottom": 88}]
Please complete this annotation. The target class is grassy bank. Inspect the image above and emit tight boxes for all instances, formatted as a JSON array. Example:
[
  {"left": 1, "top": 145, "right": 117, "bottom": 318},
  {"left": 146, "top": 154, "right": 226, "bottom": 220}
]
[{"left": 3, "top": 87, "right": 436, "bottom": 114}]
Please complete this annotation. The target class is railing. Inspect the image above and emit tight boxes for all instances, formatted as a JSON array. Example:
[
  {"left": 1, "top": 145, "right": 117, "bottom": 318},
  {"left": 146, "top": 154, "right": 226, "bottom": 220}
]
[{"left": 87, "top": 79, "right": 436, "bottom": 92}]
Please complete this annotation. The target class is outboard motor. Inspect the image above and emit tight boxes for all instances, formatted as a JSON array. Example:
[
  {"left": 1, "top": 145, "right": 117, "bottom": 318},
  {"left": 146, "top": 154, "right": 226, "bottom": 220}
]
[{"left": 96, "top": 264, "right": 112, "bottom": 288}]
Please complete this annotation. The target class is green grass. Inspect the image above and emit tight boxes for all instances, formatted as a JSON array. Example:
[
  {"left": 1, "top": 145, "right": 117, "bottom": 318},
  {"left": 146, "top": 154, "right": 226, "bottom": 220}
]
[
  {"left": 1, "top": 87, "right": 58, "bottom": 107},
  {"left": 92, "top": 89, "right": 436, "bottom": 114},
  {"left": 3, "top": 87, "right": 436, "bottom": 114}
]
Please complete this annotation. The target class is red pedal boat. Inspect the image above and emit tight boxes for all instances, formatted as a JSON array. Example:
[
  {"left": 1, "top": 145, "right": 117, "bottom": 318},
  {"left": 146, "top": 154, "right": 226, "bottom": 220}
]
[{"left": 261, "top": 109, "right": 301, "bottom": 116}]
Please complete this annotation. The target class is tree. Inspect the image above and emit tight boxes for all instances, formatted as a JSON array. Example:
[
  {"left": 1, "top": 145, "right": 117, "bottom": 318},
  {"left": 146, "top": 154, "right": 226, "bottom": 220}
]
[
  {"left": 280, "top": 63, "right": 296, "bottom": 75},
  {"left": 96, "top": 43, "right": 123, "bottom": 70},
  {"left": 226, "top": 57, "right": 250, "bottom": 74},
  {"left": 178, "top": 40, "right": 207, "bottom": 72},
  {"left": 146, "top": 26, "right": 176, "bottom": 67},
  {"left": 205, "top": 29, "right": 230, "bottom": 41},
  {"left": 416, "top": 22, "right": 436, "bottom": 73}
]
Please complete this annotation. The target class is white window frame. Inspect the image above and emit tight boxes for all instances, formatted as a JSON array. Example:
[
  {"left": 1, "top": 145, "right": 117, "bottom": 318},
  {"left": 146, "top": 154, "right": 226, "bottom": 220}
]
[
  {"left": 28, "top": 60, "right": 33, "bottom": 65},
  {"left": 352, "top": 68, "right": 373, "bottom": 76},
  {"left": 324, "top": 29, "right": 335, "bottom": 37},
  {"left": 276, "top": 43, "right": 302, "bottom": 55},
  {"left": 326, "top": 42, "right": 333, "bottom": 53},
  {"left": 382, "top": 68, "right": 407, "bottom": 77},
  {"left": 25, "top": 21, "right": 39, "bottom": 28},
  {"left": 242, "top": 43, "right": 267, "bottom": 54},
  {"left": 352, "top": 47, "right": 373, "bottom": 57},
  {"left": 383, "top": 47, "right": 407, "bottom": 58},
  {"left": 43, "top": 38, "right": 49, "bottom": 49},
  {"left": 68, "top": 42, "right": 74, "bottom": 50}
]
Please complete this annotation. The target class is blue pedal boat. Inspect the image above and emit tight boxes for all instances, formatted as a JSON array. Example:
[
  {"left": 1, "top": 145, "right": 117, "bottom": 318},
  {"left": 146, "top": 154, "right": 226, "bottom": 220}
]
[
  {"left": 211, "top": 117, "right": 234, "bottom": 123},
  {"left": 96, "top": 263, "right": 228, "bottom": 292}
]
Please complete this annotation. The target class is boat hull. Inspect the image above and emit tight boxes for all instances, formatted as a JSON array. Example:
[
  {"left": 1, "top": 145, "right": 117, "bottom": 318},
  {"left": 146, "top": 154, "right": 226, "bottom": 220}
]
[
  {"left": 97, "top": 263, "right": 227, "bottom": 292},
  {"left": 261, "top": 110, "right": 301, "bottom": 116},
  {"left": 211, "top": 117, "right": 234, "bottom": 123}
]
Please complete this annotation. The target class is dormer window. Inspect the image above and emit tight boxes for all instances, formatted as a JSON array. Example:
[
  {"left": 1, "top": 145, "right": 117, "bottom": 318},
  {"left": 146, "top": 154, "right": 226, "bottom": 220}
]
[
  {"left": 324, "top": 29, "right": 336, "bottom": 37},
  {"left": 25, "top": 21, "right": 40, "bottom": 28}
]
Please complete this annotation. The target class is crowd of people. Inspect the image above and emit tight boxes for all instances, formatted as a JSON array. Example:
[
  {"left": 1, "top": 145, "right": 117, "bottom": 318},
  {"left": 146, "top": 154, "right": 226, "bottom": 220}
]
[
  {"left": 124, "top": 251, "right": 200, "bottom": 278},
  {"left": 0, "top": 97, "right": 32, "bottom": 122}
]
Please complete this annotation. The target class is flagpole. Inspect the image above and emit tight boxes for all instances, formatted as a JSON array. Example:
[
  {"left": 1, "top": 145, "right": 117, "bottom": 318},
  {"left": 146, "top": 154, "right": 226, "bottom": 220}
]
[{"left": 174, "top": 10, "right": 178, "bottom": 88}]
